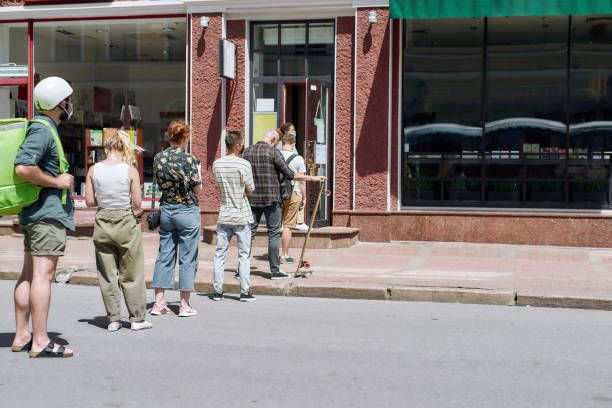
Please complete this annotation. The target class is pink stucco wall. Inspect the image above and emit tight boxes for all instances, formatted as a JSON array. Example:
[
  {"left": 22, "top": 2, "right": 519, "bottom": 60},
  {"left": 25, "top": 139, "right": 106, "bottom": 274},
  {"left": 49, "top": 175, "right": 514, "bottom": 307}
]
[
  {"left": 226, "top": 20, "right": 246, "bottom": 135},
  {"left": 191, "top": 13, "right": 223, "bottom": 211},
  {"left": 334, "top": 16, "right": 355, "bottom": 211},
  {"left": 354, "top": 7, "right": 390, "bottom": 211}
]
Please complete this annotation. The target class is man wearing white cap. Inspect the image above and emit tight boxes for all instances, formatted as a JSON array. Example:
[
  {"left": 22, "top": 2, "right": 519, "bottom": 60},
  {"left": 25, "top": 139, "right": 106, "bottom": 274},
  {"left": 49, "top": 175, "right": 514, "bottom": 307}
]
[{"left": 11, "top": 76, "right": 75, "bottom": 358}]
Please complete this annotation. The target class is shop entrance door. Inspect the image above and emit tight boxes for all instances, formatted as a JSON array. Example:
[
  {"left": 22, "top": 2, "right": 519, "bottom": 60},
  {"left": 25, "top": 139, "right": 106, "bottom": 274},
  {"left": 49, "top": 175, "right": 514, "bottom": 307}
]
[
  {"left": 282, "top": 79, "right": 333, "bottom": 227},
  {"left": 305, "top": 78, "right": 333, "bottom": 227}
]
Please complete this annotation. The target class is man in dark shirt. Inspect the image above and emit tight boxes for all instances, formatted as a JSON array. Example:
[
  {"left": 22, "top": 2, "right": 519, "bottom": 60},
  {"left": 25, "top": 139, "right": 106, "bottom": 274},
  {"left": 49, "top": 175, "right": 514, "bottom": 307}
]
[
  {"left": 12, "top": 76, "right": 75, "bottom": 358},
  {"left": 243, "top": 128, "right": 325, "bottom": 279}
]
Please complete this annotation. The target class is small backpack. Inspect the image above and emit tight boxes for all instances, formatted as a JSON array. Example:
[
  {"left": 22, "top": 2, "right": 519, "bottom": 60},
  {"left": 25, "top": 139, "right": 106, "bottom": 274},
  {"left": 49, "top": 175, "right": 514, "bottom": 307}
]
[
  {"left": 0, "top": 118, "right": 69, "bottom": 216},
  {"left": 278, "top": 153, "right": 298, "bottom": 201}
]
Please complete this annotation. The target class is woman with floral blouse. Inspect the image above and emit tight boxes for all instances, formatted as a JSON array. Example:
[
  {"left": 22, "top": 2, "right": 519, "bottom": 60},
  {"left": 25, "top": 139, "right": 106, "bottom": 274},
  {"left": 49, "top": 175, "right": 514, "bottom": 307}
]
[{"left": 150, "top": 120, "right": 202, "bottom": 317}]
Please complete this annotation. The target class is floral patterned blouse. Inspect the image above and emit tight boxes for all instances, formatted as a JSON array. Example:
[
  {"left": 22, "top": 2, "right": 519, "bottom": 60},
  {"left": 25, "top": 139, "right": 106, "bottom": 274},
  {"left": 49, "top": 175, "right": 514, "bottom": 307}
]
[{"left": 154, "top": 147, "right": 202, "bottom": 206}]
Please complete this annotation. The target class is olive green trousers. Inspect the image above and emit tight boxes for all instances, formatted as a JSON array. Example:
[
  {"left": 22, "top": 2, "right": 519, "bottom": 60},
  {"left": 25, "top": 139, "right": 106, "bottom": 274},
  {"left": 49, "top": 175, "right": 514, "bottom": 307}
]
[{"left": 93, "top": 208, "right": 146, "bottom": 322}]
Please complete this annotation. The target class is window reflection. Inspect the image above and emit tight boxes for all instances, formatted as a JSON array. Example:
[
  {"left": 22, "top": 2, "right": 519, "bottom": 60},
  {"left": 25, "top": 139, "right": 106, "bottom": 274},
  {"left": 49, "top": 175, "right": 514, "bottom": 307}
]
[
  {"left": 569, "top": 15, "right": 612, "bottom": 204},
  {"left": 0, "top": 23, "right": 28, "bottom": 118},
  {"left": 402, "top": 15, "right": 612, "bottom": 208},
  {"left": 252, "top": 24, "right": 278, "bottom": 77},
  {"left": 402, "top": 18, "right": 483, "bottom": 204},
  {"left": 280, "top": 23, "right": 306, "bottom": 76},
  {"left": 33, "top": 18, "right": 186, "bottom": 190}
]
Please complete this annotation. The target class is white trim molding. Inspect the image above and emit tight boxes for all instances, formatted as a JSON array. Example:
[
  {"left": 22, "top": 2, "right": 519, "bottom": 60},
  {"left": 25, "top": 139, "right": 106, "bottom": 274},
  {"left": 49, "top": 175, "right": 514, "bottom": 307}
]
[
  {"left": 0, "top": 1, "right": 186, "bottom": 20},
  {"left": 352, "top": 8, "right": 357, "bottom": 211},
  {"left": 397, "top": 20, "right": 403, "bottom": 211},
  {"left": 386, "top": 19, "right": 392, "bottom": 211},
  {"left": 0, "top": 0, "right": 387, "bottom": 21},
  {"left": 244, "top": 19, "right": 251, "bottom": 147}
]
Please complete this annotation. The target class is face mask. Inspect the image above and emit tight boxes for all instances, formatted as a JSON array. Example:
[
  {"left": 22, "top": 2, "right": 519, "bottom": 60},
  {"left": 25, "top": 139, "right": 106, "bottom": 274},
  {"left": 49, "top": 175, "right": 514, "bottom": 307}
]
[
  {"left": 59, "top": 102, "right": 73, "bottom": 121},
  {"left": 288, "top": 132, "right": 296, "bottom": 137}
]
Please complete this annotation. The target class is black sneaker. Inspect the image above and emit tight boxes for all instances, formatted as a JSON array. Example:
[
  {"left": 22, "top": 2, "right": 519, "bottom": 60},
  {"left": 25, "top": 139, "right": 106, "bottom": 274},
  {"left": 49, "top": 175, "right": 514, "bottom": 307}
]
[
  {"left": 240, "top": 292, "right": 256, "bottom": 302},
  {"left": 212, "top": 292, "right": 223, "bottom": 301},
  {"left": 270, "top": 271, "right": 290, "bottom": 280},
  {"left": 233, "top": 273, "right": 240, "bottom": 280}
]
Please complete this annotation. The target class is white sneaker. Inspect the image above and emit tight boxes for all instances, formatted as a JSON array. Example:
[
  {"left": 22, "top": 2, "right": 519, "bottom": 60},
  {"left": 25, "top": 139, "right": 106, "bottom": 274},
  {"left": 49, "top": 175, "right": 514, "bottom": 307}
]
[
  {"left": 130, "top": 320, "right": 153, "bottom": 331},
  {"left": 295, "top": 223, "right": 309, "bottom": 231},
  {"left": 107, "top": 322, "right": 122, "bottom": 332}
]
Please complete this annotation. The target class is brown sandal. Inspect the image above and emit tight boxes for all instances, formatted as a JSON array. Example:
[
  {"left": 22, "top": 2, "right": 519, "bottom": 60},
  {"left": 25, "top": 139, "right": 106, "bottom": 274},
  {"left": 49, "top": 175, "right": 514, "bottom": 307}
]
[
  {"left": 29, "top": 342, "right": 73, "bottom": 358},
  {"left": 11, "top": 338, "right": 32, "bottom": 352}
]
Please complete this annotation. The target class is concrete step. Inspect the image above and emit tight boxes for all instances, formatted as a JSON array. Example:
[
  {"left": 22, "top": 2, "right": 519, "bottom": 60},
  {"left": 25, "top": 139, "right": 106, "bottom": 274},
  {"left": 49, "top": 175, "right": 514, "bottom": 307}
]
[
  {"left": 0, "top": 217, "right": 17, "bottom": 235},
  {"left": 202, "top": 225, "right": 360, "bottom": 249},
  {"left": 2, "top": 210, "right": 97, "bottom": 237}
]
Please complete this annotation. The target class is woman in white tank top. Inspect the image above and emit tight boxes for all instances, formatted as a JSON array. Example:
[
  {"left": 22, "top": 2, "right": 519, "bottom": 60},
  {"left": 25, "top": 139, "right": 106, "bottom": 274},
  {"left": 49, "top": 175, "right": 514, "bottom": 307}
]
[{"left": 85, "top": 130, "right": 152, "bottom": 332}]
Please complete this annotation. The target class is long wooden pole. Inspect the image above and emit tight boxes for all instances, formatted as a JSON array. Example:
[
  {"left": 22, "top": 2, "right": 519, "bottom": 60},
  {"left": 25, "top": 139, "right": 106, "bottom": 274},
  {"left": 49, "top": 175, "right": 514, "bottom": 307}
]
[{"left": 295, "top": 181, "right": 325, "bottom": 277}]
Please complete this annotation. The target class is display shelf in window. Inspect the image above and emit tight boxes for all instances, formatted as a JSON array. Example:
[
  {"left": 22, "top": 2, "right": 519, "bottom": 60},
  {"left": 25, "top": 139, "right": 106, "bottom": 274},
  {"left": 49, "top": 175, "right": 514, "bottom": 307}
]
[{"left": 84, "top": 128, "right": 144, "bottom": 185}]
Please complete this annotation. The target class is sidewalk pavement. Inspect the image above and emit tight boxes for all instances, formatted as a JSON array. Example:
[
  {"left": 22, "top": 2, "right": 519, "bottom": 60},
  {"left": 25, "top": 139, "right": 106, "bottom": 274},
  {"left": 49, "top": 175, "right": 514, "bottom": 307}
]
[{"left": 1, "top": 234, "right": 611, "bottom": 310}]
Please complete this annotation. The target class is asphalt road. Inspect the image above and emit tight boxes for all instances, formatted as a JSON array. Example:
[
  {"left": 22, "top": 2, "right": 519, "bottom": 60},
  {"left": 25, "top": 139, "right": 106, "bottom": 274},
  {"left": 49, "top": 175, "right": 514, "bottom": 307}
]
[{"left": 1, "top": 280, "right": 612, "bottom": 408}]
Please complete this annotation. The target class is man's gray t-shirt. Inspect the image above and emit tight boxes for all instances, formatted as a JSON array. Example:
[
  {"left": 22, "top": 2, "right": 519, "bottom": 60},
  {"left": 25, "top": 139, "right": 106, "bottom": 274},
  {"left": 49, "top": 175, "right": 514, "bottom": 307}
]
[{"left": 14, "top": 114, "right": 75, "bottom": 230}]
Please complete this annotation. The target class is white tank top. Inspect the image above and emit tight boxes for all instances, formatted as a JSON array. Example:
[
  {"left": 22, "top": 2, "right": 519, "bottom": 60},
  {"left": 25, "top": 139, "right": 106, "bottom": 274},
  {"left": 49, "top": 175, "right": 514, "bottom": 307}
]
[{"left": 92, "top": 162, "right": 132, "bottom": 210}]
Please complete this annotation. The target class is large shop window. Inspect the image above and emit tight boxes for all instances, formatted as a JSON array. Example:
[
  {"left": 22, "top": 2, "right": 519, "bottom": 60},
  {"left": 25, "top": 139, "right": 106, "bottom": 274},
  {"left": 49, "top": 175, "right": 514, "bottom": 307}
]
[
  {"left": 33, "top": 18, "right": 186, "bottom": 195},
  {"left": 402, "top": 16, "right": 612, "bottom": 209},
  {"left": 0, "top": 23, "right": 28, "bottom": 118}
]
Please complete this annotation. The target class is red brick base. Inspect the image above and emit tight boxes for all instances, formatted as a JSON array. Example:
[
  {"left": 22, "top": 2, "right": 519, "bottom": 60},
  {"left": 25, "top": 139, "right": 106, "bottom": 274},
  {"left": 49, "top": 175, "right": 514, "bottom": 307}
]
[{"left": 333, "top": 210, "right": 612, "bottom": 248}]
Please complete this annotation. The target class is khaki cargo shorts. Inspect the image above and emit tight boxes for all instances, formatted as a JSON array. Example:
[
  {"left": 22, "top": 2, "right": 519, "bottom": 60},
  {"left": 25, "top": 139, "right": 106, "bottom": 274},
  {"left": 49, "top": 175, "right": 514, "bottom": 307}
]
[
  {"left": 21, "top": 219, "right": 67, "bottom": 256},
  {"left": 282, "top": 191, "right": 302, "bottom": 229}
]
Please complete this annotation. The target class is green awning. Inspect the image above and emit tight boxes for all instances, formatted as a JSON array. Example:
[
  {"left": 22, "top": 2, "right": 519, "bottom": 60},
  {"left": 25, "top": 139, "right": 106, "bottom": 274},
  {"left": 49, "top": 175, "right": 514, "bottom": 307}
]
[{"left": 390, "top": 0, "right": 612, "bottom": 19}]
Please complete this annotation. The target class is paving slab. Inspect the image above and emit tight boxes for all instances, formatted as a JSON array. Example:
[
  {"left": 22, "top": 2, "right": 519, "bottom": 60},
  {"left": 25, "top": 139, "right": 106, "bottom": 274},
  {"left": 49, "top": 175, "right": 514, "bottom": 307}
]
[{"left": 1, "top": 235, "right": 612, "bottom": 310}]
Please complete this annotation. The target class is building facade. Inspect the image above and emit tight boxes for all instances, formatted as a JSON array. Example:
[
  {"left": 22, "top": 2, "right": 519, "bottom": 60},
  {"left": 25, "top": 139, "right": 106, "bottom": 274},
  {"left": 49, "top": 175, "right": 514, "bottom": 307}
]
[{"left": 2, "top": 0, "right": 612, "bottom": 246}]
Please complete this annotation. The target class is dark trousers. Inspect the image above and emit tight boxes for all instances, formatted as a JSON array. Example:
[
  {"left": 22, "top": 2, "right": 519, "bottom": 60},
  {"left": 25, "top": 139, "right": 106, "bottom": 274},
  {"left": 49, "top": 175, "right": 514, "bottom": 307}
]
[{"left": 250, "top": 203, "right": 282, "bottom": 275}]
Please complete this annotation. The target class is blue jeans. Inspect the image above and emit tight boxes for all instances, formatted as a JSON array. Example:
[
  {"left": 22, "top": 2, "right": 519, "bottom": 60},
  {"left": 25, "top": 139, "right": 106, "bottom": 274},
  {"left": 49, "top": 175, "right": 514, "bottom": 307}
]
[
  {"left": 213, "top": 223, "right": 251, "bottom": 295},
  {"left": 250, "top": 203, "right": 282, "bottom": 275},
  {"left": 152, "top": 203, "right": 201, "bottom": 292}
]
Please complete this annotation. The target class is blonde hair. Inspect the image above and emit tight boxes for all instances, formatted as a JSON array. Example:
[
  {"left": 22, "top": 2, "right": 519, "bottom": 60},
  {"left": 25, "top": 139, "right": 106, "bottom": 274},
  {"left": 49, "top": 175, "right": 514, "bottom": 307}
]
[{"left": 104, "top": 129, "right": 144, "bottom": 165}]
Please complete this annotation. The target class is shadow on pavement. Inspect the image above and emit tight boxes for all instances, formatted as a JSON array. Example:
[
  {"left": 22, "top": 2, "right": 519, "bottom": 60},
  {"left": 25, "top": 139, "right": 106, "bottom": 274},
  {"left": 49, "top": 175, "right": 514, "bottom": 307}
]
[
  {"left": 77, "top": 316, "right": 129, "bottom": 330},
  {"left": 195, "top": 292, "right": 241, "bottom": 301},
  {"left": 225, "top": 268, "right": 269, "bottom": 279},
  {"left": 0, "top": 332, "right": 69, "bottom": 347}
]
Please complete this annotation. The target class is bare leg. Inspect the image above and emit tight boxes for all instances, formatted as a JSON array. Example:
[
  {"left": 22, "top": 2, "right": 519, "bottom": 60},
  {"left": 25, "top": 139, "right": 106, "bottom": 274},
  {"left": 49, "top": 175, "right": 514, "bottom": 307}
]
[
  {"left": 30, "top": 255, "right": 72, "bottom": 354},
  {"left": 280, "top": 227, "right": 292, "bottom": 258},
  {"left": 180, "top": 291, "right": 190, "bottom": 308},
  {"left": 12, "top": 253, "right": 33, "bottom": 347},
  {"left": 154, "top": 287, "right": 166, "bottom": 305}
]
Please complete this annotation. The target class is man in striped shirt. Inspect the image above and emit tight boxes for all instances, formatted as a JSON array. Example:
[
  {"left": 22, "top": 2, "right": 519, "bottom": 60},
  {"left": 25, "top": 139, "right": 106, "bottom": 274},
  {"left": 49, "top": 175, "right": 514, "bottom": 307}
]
[{"left": 212, "top": 131, "right": 256, "bottom": 301}]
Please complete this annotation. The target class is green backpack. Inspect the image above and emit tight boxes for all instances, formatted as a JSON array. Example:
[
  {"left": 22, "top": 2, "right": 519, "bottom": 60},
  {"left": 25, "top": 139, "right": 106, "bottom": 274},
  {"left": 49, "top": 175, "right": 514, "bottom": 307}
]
[{"left": 0, "top": 118, "right": 69, "bottom": 216}]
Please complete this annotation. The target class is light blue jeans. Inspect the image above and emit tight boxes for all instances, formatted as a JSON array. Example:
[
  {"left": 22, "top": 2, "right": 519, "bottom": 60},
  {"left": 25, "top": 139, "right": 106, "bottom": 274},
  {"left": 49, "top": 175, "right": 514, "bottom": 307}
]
[
  {"left": 213, "top": 223, "right": 251, "bottom": 295},
  {"left": 152, "top": 203, "right": 201, "bottom": 292}
]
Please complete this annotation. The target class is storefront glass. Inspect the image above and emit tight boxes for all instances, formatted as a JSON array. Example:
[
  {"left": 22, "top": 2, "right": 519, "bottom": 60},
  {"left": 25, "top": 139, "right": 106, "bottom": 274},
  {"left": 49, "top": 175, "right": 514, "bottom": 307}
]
[
  {"left": 0, "top": 23, "right": 28, "bottom": 118},
  {"left": 402, "top": 18, "right": 483, "bottom": 202},
  {"left": 33, "top": 18, "right": 186, "bottom": 194},
  {"left": 250, "top": 20, "right": 335, "bottom": 144},
  {"left": 402, "top": 16, "right": 612, "bottom": 208},
  {"left": 569, "top": 15, "right": 612, "bottom": 205}
]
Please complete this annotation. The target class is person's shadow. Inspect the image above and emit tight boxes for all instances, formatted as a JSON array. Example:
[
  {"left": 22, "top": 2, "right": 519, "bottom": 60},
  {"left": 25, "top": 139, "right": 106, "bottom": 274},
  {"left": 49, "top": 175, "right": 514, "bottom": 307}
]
[
  {"left": 0, "top": 332, "right": 69, "bottom": 347},
  {"left": 78, "top": 316, "right": 130, "bottom": 330}
]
